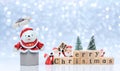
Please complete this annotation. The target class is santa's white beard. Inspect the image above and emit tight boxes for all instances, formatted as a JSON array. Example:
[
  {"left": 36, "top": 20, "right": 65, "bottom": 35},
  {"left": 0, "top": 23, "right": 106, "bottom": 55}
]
[{"left": 65, "top": 52, "right": 72, "bottom": 57}]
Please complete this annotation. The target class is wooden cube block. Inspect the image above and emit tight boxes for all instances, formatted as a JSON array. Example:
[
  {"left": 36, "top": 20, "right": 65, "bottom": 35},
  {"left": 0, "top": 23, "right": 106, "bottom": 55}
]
[
  {"left": 74, "top": 50, "right": 94, "bottom": 58},
  {"left": 60, "top": 57, "right": 73, "bottom": 64},
  {"left": 101, "top": 57, "right": 109, "bottom": 64},
  {"left": 93, "top": 50, "right": 101, "bottom": 57},
  {"left": 85, "top": 58, "right": 102, "bottom": 64},
  {"left": 81, "top": 58, "right": 88, "bottom": 64},
  {"left": 73, "top": 57, "right": 81, "bottom": 64},
  {"left": 93, "top": 58, "right": 101, "bottom": 64},
  {"left": 73, "top": 50, "right": 80, "bottom": 57},
  {"left": 87, "top": 57, "right": 114, "bottom": 65},
  {"left": 107, "top": 57, "right": 114, "bottom": 64},
  {"left": 53, "top": 58, "right": 60, "bottom": 64},
  {"left": 79, "top": 51, "right": 89, "bottom": 58},
  {"left": 87, "top": 58, "right": 94, "bottom": 64},
  {"left": 100, "top": 57, "right": 114, "bottom": 65},
  {"left": 87, "top": 50, "right": 101, "bottom": 58}
]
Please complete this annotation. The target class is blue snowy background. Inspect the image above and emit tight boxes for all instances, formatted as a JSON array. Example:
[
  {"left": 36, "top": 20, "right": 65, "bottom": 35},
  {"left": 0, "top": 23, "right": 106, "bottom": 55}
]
[{"left": 0, "top": 0, "right": 120, "bottom": 66}]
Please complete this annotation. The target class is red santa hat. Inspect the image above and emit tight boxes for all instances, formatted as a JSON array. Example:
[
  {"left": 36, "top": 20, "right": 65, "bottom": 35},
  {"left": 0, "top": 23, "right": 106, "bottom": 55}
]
[
  {"left": 66, "top": 45, "right": 72, "bottom": 48},
  {"left": 52, "top": 47, "right": 58, "bottom": 50},
  {"left": 20, "top": 28, "right": 33, "bottom": 37},
  {"left": 44, "top": 53, "right": 48, "bottom": 58}
]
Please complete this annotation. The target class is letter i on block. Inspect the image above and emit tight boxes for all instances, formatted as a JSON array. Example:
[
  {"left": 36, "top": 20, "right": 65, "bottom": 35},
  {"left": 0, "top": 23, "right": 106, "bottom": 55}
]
[{"left": 73, "top": 57, "right": 81, "bottom": 64}]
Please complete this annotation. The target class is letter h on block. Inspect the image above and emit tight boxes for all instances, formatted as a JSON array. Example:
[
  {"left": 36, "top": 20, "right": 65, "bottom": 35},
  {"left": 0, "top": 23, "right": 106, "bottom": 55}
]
[{"left": 60, "top": 57, "right": 73, "bottom": 64}]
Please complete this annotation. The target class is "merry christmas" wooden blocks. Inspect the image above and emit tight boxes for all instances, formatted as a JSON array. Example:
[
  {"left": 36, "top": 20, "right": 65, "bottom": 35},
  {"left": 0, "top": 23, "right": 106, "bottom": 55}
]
[
  {"left": 53, "top": 50, "right": 114, "bottom": 65},
  {"left": 73, "top": 50, "right": 101, "bottom": 58}
]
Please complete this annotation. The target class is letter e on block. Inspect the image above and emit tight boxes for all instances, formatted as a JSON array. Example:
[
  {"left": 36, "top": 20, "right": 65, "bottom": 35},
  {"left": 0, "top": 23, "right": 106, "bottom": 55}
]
[{"left": 73, "top": 50, "right": 80, "bottom": 57}]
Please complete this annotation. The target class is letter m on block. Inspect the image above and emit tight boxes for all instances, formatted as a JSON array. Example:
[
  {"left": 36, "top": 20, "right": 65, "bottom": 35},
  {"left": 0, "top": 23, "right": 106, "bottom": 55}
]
[{"left": 58, "top": 42, "right": 67, "bottom": 50}]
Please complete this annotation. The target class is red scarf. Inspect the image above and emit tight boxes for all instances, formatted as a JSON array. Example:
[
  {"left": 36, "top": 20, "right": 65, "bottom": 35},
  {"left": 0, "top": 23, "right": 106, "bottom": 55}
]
[{"left": 21, "top": 39, "right": 37, "bottom": 47}]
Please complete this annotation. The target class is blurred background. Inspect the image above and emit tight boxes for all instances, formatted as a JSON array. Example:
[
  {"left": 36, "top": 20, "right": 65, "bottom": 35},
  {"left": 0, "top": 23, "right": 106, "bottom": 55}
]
[{"left": 0, "top": 0, "right": 120, "bottom": 67}]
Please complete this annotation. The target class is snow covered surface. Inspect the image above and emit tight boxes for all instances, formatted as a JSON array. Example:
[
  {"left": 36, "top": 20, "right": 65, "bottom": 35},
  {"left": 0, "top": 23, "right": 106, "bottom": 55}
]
[
  {"left": 0, "top": 0, "right": 120, "bottom": 71},
  {"left": 0, "top": 58, "right": 119, "bottom": 71},
  {"left": 0, "top": 64, "right": 119, "bottom": 71}
]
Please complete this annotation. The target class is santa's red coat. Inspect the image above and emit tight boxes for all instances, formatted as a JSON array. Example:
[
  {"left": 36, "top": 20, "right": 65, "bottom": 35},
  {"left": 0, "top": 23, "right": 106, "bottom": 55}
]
[
  {"left": 14, "top": 39, "right": 44, "bottom": 51},
  {"left": 45, "top": 55, "right": 54, "bottom": 65}
]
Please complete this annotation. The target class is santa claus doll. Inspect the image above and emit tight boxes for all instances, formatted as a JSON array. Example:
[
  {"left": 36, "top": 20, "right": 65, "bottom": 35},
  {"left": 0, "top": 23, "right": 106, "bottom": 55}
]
[
  {"left": 57, "top": 45, "right": 73, "bottom": 57},
  {"left": 44, "top": 47, "right": 59, "bottom": 65},
  {"left": 52, "top": 47, "right": 60, "bottom": 57},
  {"left": 44, "top": 53, "right": 54, "bottom": 65},
  {"left": 14, "top": 27, "right": 44, "bottom": 66},
  {"left": 14, "top": 27, "right": 44, "bottom": 53},
  {"left": 64, "top": 45, "right": 73, "bottom": 57}
]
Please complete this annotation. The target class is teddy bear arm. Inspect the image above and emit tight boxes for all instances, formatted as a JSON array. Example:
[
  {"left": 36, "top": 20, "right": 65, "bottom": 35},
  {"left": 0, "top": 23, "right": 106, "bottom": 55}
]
[
  {"left": 14, "top": 42, "right": 21, "bottom": 50},
  {"left": 37, "top": 42, "right": 44, "bottom": 49}
]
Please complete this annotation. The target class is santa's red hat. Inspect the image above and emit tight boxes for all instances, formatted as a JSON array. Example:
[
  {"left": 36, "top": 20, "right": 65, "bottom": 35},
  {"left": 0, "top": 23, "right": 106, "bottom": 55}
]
[
  {"left": 52, "top": 47, "right": 58, "bottom": 50},
  {"left": 20, "top": 28, "right": 33, "bottom": 37},
  {"left": 44, "top": 53, "right": 48, "bottom": 58},
  {"left": 66, "top": 45, "right": 72, "bottom": 48}
]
